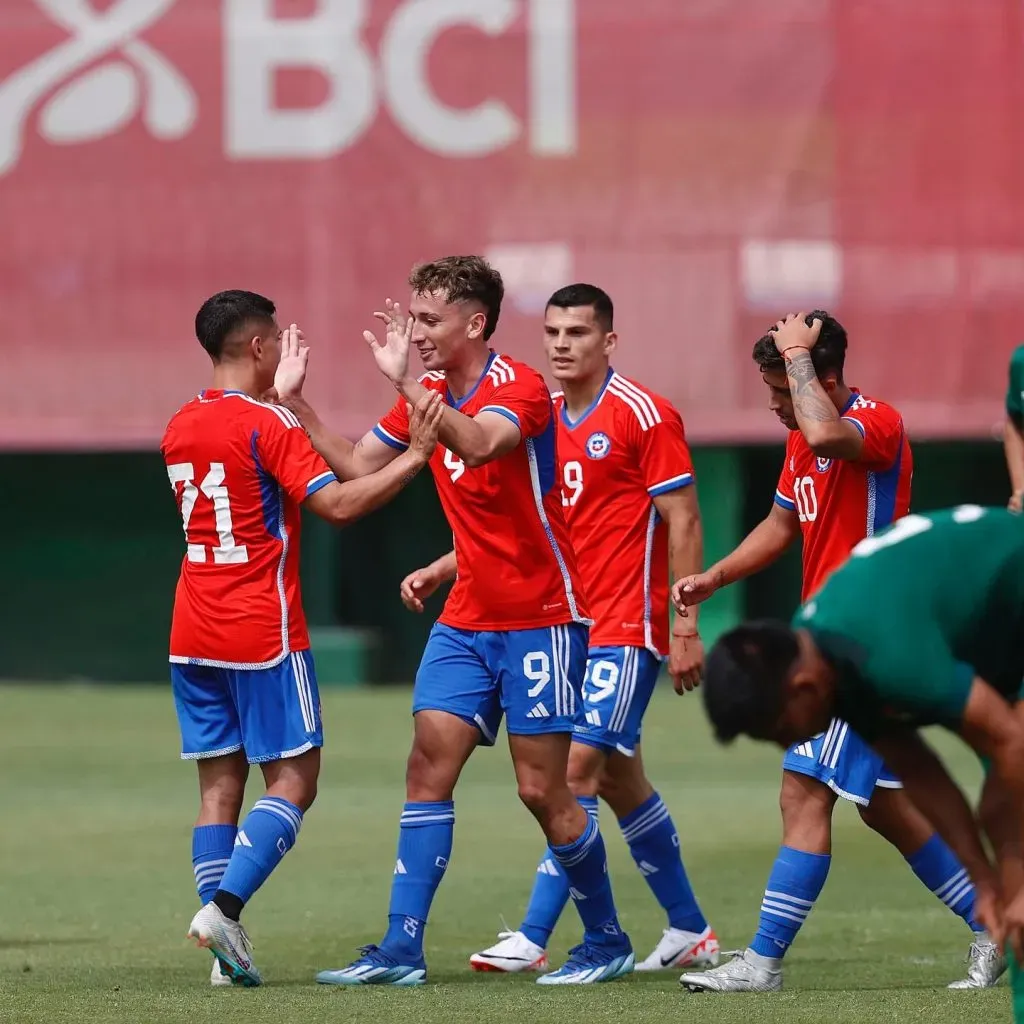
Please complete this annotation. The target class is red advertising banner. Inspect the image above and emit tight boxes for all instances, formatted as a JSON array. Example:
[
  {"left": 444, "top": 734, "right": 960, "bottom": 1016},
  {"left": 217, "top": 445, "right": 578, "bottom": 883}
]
[{"left": 0, "top": 0, "right": 1019, "bottom": 449}]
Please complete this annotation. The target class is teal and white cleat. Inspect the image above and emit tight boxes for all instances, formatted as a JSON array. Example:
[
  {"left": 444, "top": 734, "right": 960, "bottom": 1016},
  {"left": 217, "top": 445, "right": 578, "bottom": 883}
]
[
  {"left": 316, "top": 945, "right": 427, "bottom": 987},
  {"left": 536, "top": 941, "right": 635, "bottom": 985},
  {"left": 187, "top": 903, "right": 262, "bottom": 987}
]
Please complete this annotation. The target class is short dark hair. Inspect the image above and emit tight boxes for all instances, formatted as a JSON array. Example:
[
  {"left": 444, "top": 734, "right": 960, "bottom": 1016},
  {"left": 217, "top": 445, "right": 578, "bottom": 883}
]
[
  {"left": 195, "top": 290, "right": 276, "bottom": 361},
  {"left": 751, "top": 311, "right": 848, "bottom": 381},
  {"left": 546, "top": 283, "right": 614, "bottom": 331},
  {"left": 409, "top": 255, "right": 504, "bottom": 341},
  {"left": 703, "top": 621, "right": 801, "bottom": 743}
]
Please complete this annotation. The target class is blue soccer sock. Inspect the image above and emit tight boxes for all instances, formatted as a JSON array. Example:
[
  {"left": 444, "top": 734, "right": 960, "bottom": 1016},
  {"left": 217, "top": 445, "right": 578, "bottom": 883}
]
[
  {"left": 520, "top": 797, "right": 598, "bottom": 948},
  {"left": 749, "top": 846, "right": 831, "bottom": 960},
  {"left": 381, "top": 801, "right": 455, "bottom": 964},
  {"left": 192, "top": 824, "right": 237, "bottom": 904},
  {"left": 217, "top": 797, "right": 302, "bottom": 912},
  {"left": 619, "top": 792, "right": 707, "bottom": 934},
  {"left": 550, "top": 811, "right": 626, "bottom": 948},
  {"left": 906, "top": 834, "right": 982, "bottom": 932}
]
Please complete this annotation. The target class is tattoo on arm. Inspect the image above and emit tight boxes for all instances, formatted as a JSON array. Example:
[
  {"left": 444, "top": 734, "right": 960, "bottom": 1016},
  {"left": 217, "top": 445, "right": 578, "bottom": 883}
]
[{"left": 785, "top": 350, "right": 838, "bottom": 424}]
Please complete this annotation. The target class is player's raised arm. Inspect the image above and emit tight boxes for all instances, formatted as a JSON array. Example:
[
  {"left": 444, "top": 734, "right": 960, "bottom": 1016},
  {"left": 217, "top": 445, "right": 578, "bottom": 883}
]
[
  {"left": 770, "top": 314, "right": 865, "bottom": 461},
  {"left": 274, "top": 324, "right": 401, "bottom": 479},
  {"left": 672, "top": 500, "right": 799, "bottom": 614},
  {"left": 303, "top": 392, "right": 443, "bottom": 527},
  {"left": 365, "top": 300, "right": 522, "bottom": 467}
]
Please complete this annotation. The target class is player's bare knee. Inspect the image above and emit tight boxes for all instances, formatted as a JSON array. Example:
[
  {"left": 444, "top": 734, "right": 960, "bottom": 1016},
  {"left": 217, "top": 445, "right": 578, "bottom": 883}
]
[
  {"left": 566, "top": 743, "right": 603, "bottom": 798},
  {"left": 780, "top": 772, "right": 835, "bottom": 851},
  {"left": 405, "top": 741, "right": 459, "bottom": 802}
]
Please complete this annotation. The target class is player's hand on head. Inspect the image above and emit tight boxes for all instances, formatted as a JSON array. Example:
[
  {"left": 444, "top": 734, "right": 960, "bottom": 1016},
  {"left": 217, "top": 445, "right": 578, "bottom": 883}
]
[
  {"left": 364, "top": 298, "right": 413, "bottom": 384},
  {"left": 770, "top": 311, "right": 822, "bottom": 354},
  {"left": 400, "top": 565, "right": 443, "bottom": 613},
  {"left": 669, "top": 629, "right": 703, "bottom": 694},
  {"left": 408, "top": 391, "right": 444, "bottom": 460},
  {"left": 274, "top": 323, "right": 310, "bottom": 400}
]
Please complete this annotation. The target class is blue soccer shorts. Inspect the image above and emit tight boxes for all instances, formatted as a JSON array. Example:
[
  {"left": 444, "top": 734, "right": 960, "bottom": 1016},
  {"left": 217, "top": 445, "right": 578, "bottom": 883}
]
[
  {"left": 572, "top": 646, "right": 662, "bottom": 757},
  {"left": 171, "top": 649, "right": 323, "bottom": 764},
  {"left": 413, "top": 622, "right": 588, "bottom": 743},
  {"left": 783, "top": 717, "right": 902, "bottom": 805}
]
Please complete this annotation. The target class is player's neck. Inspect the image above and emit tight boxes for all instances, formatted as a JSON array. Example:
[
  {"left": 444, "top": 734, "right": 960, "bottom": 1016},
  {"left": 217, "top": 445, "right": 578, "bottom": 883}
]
[
  {"left": 444, "top": 346, "right": 494, "bottom": 400},
  {"left": 561, "top": 368, "right": 610, "bottom": 420},
  {"left": 831, "top": 383, "right": 853, "bottom": 411},
  {"left": 211, "top": 362, "right": 261, "bottom": 398}
]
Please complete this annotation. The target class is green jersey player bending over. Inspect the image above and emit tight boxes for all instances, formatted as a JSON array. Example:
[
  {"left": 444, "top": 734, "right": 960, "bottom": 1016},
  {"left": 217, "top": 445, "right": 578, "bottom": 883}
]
[{"left": 702, "top": 506, "right": 1024, "bottom": 1012}]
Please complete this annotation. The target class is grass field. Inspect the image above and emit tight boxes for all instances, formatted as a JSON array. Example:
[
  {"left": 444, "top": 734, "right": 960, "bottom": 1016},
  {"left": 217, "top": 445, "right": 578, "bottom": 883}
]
[{"left": 0, "top": 683, "right": 1010, "bottom": 1023}]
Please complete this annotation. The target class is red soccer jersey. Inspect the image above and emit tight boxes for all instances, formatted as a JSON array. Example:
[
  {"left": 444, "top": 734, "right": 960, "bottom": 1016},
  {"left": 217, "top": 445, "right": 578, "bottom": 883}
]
[
  {"left": 554, "top": 371, "right": 695, "bottom": 655},
  {"left": 161, "top": 390, "right": 336, "bottom": 667},
  {"left": 774, "top": 390, "right": 913, "bottom": 600},
  {"left": 374, "top": 353, "right": 590, "bottom": 631}
]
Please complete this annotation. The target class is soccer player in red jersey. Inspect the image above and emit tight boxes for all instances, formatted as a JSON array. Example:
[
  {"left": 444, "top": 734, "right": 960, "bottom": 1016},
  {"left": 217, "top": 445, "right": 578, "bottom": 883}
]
[
  {"left": 161, "top": 290, "right": 442, "bottom": 987},
  {"left": 275, "top": 257, "right": 633, "bottom": 987},
  {"left": 468, "top": 284, "right": 718, "bottom": 974},
  {"left": 675, "top": 313, "right": 1003, "bottom": 993}
]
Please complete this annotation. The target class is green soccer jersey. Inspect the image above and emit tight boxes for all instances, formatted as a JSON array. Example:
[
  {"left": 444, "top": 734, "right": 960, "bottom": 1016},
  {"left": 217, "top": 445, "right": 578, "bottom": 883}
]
[
  {"left": 1008, "top": 344, "right": 1024, "bottom": 423},
  {"left": 793, "top": 506, "right": 1024, "bottom": 740}
]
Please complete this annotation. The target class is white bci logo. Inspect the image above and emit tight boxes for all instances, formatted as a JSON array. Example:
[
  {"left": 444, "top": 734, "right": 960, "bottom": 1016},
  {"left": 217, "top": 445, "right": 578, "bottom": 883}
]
[
  {"left": 0, "top": 0, "right": 197, "bottom": 175},
  {"left": 0, "top": 0, "right": 577, "bottom": 176}
]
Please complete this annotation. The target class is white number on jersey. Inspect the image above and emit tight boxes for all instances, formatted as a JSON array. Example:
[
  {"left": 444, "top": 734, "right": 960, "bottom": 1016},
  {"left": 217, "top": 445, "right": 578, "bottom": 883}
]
[
  {"left": 584, "top": 660, "right": 619, "bottom": 703},
  {"left": 793, "top": 476, "right": 818, "bottom": 523},
  {"left": 523, "top": 651, "right": 552, "bottom": 698},
  {"left": 167, "top": 462, "right": 249, "bottom": 564},
  {"left": 443, "top": 448, "right": 465, "bottom": 483},
  {"left": 852, "top": 505, "right": 985, "bottom": 558},
  {"left": 561, "top": 460, "right": 584, "bottom": 507}
]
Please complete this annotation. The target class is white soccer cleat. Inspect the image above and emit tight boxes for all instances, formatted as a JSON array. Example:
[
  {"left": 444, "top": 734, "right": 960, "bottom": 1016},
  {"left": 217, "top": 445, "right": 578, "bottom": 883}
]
[
  {"left": 680, "top": 949, "right": 782, "bottom": 993},
  {"left": 210, "top": 957, "right": 233, "bottom": 987},
  {"left": 948, "top": 937, "right": 1007, "bottom": 989},
  {"left": 635, "top": 926, "right": 720, "bottom": 971},
  {"left": 469, "top": 930, "right": 548, "bottom": 973},
  {"left": 187, "top": 902, "right": 262, "bottom": 987}
]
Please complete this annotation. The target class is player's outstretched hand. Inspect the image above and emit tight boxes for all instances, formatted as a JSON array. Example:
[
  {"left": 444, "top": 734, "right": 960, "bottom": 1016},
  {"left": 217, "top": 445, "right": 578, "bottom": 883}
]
[
  {"left": 400, "top": 565, "right": 444, "bottom": 613},
  {"left": 408, "top": 391, "right": 444, "bottom": 460},
  {"left": 364, "top": 298, "right": 413, "bottom": 384},
  {"left": 669, "top": 630, "right": 703, "bottom": 694},
  {"left": 1009, "top": 489, "right": 1024, "bottom": 514},
  {"left": 672, "top": 571, "right": 720, "bottom": 612},
  {"left": 770, "top": 312, "right": 822, "bottom": 355},
  {"left": 274, "top": 323, "right": 309, "bottom": 401}
]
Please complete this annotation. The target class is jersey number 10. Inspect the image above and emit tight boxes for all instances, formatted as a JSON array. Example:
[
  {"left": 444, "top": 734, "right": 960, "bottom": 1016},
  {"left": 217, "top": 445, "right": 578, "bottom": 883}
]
[
  {"left": 167, "top": 462, "right": 249, "bottom": 565},
  {"left": 793, "top": 476, "right": 818, "bottom": 523}
]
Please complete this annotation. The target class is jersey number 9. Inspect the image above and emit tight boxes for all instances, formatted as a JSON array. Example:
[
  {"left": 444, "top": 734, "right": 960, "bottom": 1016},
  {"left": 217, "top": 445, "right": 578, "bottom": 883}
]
[{"left": 561, "top": 460, "right": 584, "bottom": 507}]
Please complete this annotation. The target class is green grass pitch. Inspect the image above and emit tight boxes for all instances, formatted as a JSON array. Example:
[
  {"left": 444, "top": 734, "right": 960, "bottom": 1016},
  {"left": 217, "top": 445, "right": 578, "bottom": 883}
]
[{"left": 0, "top": 683, "right": 1009, "bottom": 1023}]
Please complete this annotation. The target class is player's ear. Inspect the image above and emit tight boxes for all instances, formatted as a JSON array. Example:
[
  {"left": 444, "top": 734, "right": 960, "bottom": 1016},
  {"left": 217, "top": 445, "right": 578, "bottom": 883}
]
[
  {"left": 467, "top": 311, "right": 486, "bottom": 340},
  {"left": 604, "top": 331, "right": 618, "bottom": 356}
]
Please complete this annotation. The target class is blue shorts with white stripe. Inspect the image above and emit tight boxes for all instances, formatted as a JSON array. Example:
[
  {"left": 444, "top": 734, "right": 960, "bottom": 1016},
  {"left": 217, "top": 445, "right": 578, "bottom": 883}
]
[
  {"left": 782, "top": 717, "right": 902, "bottom": 806},
  {"left": 171, "top": 649, "right": 322, "bottom": 764},
  {"left": 412, "top": 621, "right": 587, "bottom": 743},
  {"left": 572, "top": 645, "right": 662, "bottom": 757}
]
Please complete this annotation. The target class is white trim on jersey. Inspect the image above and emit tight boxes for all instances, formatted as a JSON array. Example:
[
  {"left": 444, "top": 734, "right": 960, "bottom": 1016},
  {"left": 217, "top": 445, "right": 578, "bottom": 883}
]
[
  {"left": 236, "top": 392, "right": 301, "bottom": 429},
  {"left": 524, "top": 438, "right": 591, "bottom": 625},
  {"left": 419, "top": 370, "right": 446, "bottom": 382},
  {"left": 487, "top": 355, "right": 516, "bottom": 388},
  {"left": 642, "top": 505, "right": 662, "bottom": 657},
  {"left": 608, "top": 373, "right": 662, "bottom": 431}
]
